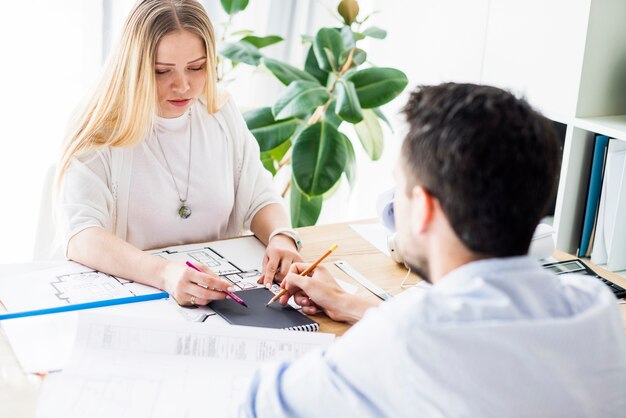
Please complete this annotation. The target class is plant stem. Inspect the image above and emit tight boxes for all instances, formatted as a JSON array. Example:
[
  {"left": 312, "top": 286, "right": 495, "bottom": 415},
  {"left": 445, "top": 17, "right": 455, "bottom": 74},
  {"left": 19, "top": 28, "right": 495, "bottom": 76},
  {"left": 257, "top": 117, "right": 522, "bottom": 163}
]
[
  {"left": 307, "top": 47, "right": 356, "bottom": 125},
  {"left": 217, "top": 15, "right": 235, "bottom": 82},
  {"left": 340, "top": 48, "right": 355, "bottom": 73},
  {"left": 281, "top": 179, "right": 292, "bottom": 198},
  {"left": 278, "top": 149, "right": 292, "bottom": 169},
  {"left": 220, "top": 14, "right": 234, "bottom": 43}
]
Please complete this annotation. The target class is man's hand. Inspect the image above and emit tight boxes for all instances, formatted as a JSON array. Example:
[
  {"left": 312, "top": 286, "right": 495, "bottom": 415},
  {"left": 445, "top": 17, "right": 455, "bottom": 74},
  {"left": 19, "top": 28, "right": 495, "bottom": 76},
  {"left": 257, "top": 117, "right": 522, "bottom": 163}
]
[{"left": 279, "top": 263, "right": 379, "bottom": 324}]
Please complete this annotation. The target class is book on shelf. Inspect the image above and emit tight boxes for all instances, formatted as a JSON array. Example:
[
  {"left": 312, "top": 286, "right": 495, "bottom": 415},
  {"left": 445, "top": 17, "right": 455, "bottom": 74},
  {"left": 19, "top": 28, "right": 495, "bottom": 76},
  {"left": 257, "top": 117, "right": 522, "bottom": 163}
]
[
  {"left": 590, "top": 138, "right": 626, "bottom": 270},
  {"left": 578, "top": 135, "right": 609, "bottom": 257}
]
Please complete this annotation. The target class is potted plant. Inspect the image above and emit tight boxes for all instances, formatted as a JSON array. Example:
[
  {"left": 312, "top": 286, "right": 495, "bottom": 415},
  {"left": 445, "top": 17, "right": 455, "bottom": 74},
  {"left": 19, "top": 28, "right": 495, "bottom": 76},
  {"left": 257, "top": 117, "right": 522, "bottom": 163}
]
[{"left": 218, "top": 0, "right": 408, "bottom": 226}]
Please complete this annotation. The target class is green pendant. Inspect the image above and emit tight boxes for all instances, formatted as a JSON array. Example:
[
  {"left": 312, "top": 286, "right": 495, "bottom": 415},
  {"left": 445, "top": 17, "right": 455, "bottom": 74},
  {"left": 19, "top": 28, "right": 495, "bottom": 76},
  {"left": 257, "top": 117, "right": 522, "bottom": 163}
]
[{"left": 178, "top": 205, "right": 191, "bottom": 219}]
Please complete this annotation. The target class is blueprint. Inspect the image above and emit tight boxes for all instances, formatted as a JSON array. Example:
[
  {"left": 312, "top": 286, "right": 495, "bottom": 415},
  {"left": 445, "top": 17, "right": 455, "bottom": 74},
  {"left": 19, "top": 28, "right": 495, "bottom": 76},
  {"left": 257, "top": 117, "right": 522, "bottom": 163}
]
[
  {"left": 0, "top": 263, "right": 164, "bottom": 313},
  {"left": 153, "top": 236, "right": 286, "bottom": 321}
]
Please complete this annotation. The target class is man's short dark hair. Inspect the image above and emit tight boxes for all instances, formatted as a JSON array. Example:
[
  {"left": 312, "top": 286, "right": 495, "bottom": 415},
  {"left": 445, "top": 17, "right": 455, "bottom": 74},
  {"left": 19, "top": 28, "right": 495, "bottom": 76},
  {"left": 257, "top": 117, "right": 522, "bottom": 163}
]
[{"left": 401, "top": 83, "right": 561, "bottom": 257}]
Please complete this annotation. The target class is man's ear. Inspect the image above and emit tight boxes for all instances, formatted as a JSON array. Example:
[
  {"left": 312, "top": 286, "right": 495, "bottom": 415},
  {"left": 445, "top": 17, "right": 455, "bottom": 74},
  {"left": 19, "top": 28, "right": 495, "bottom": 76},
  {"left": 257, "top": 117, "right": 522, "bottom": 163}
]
[{"left": 410, "top": 185, "right": 435, "bottom": 235}]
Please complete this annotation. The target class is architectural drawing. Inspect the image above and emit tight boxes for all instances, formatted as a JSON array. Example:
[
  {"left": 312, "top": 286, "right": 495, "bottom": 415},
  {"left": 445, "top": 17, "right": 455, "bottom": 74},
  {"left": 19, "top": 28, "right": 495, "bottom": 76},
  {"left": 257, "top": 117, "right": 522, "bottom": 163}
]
[{"left": 51, "top": 272, "right": 138, "bottom": 304}]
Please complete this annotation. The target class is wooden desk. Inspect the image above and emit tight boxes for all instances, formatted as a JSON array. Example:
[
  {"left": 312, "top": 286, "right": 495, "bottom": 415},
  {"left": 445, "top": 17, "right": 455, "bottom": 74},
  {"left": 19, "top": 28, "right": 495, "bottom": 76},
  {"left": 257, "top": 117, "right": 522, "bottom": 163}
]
[
  {"left": 2, "top": 221, "right": 625, "bottom": 418},
  {"left": 306, "top": 226, "right": 626, "bottom": 334}
]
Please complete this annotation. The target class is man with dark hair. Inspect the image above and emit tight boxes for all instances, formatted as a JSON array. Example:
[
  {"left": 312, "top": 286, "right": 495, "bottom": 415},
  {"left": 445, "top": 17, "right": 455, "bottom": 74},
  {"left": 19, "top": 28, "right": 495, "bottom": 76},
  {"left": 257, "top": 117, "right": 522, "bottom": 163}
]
[{"left": 239, "top": 83, "right": 626, "bottom": 417}]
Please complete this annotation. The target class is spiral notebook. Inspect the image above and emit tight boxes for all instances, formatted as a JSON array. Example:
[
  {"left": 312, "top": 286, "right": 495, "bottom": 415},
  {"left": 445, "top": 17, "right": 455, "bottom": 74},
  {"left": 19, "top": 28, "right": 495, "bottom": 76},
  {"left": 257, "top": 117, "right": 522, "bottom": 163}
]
[{"left": 209, "top": 287, "right": 319, "bottom": 332}]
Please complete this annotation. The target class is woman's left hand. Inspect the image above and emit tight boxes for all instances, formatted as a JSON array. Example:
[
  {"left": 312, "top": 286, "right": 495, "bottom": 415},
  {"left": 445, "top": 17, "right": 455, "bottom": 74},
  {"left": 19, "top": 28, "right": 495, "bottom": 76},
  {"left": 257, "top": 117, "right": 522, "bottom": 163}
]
[{"left": 258, "top": 235, "right": 303, "bottom": 288}]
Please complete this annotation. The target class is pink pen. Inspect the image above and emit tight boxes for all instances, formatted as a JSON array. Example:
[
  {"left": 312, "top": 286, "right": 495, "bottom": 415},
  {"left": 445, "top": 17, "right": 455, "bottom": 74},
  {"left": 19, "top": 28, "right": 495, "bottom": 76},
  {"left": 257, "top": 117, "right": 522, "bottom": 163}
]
[{"left": 185, "top": 261, "right": 248, "bottom": 308}]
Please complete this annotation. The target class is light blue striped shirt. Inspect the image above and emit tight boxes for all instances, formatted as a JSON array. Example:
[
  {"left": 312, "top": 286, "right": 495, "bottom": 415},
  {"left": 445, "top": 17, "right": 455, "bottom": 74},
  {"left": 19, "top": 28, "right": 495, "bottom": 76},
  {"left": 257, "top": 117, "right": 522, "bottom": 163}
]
[{"left": 238, "top": 256, "right": 626, "bottom": 417}]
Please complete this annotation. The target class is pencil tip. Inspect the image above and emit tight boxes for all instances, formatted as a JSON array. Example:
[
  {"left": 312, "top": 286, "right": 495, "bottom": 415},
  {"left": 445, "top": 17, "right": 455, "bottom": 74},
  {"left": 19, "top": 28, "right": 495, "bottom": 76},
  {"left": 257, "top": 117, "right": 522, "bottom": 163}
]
[{"left": 242, "top": 302, "right": 248, "bottom": 308}]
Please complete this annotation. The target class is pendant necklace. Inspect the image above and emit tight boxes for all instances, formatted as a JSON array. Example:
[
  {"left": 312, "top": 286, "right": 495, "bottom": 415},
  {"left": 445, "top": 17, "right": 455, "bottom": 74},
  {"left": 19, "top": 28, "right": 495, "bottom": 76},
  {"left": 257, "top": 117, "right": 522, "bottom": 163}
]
[{"left": 155, "top": 109, "right": 193, "bottom": 219}]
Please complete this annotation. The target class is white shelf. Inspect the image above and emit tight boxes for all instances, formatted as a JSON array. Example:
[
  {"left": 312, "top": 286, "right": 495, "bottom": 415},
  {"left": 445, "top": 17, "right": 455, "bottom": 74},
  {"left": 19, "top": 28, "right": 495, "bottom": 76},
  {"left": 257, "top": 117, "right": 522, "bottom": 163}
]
[{"left": 574, "top": 115, "right": 626, "bottom": 141}]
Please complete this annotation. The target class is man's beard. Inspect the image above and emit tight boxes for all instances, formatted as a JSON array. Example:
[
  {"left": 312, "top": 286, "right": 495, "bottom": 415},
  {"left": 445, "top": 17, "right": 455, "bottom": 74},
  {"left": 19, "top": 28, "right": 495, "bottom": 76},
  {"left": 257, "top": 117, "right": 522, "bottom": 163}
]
[{"left": 404, "top": 255, "right": 431, "bottom": 284}]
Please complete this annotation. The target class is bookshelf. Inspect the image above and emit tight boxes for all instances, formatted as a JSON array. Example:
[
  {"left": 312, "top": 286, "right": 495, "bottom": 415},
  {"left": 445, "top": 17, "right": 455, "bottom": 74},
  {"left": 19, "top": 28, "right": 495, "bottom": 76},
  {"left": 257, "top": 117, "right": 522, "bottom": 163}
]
[
  {"left": 472, "top": 0, "right": 626, "bottom": 271},
  {"left": 551, "top": 0, "right": 626, "bottom": 272}
]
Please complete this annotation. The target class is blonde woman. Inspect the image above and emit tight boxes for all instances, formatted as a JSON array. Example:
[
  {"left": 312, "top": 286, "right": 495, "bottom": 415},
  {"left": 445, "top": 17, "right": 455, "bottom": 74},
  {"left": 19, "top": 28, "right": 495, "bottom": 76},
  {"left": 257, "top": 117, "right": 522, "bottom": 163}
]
[{"left": 56, "top": 0, "right": 301, "bottom": 306}]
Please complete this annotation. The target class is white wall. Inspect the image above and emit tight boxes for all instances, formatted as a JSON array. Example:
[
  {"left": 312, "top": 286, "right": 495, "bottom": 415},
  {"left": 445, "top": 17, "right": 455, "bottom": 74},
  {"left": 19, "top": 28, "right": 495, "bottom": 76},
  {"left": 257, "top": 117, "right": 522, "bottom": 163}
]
[
  {"left": 318, "top": 0, "right": 490, "bottom": 224},
  {"left": 0, "top": 1, "right": 103, "bottom": 263},
  {"left": 1, "top": 0, "right": 581, "bottom": 262}
]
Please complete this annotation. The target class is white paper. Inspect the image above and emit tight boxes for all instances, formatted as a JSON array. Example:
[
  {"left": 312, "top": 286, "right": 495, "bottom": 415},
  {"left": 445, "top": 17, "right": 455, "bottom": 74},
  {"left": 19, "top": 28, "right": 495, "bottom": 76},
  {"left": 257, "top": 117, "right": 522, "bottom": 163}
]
[
  {"left": 154, "top": 236, "right": 276, "bottom": 292},
  {"left": 1, "top": 299, "right": 183, "bottom": 373},
  {"left": 0, "top": 262, "right": 164, "bottom": 313},
  {"left": 350, "top": 223, "right": 391, "bottom": 256},
  {"left": 36, "top": 313, "right": 334, "bottom": 418},
  {"left": 155, "top": 235, "right": 266, "bottom": 272}
]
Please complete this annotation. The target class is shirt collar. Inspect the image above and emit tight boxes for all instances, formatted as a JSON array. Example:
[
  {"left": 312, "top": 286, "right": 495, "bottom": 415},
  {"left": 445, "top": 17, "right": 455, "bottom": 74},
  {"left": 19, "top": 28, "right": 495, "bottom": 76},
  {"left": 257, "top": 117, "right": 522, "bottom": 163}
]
[{"left": 434, "top": 255, "right": 541, "bottom": 290}]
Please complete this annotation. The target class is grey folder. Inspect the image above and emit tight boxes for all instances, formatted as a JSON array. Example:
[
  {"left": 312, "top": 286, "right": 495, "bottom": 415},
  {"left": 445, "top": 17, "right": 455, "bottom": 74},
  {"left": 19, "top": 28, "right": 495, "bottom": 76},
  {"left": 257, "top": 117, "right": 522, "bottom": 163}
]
[{"left": 209, "top": 287, "right": 319, "bottom": 332}]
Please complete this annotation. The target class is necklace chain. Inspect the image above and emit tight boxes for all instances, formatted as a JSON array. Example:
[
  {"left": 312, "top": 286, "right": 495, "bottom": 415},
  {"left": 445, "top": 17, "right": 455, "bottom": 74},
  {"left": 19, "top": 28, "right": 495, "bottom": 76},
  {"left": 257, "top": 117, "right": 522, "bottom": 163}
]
[{"left": 155, "top": 109, "right": 192, "bottom": 218}]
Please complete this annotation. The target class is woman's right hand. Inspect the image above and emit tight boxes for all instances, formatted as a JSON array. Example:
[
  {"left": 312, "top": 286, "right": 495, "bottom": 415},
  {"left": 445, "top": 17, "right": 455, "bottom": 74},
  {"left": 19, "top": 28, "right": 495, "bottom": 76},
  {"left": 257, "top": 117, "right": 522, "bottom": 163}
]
[{"left": 161, "top": 261, "right": 234, "bottom": 306}]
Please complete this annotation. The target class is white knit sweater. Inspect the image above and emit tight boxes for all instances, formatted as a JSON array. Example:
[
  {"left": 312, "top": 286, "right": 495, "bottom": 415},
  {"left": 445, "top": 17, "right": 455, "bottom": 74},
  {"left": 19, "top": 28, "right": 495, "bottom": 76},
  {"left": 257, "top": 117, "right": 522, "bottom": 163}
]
[{"left": 57, "top": 96, "right": 282, "bottom": 255}]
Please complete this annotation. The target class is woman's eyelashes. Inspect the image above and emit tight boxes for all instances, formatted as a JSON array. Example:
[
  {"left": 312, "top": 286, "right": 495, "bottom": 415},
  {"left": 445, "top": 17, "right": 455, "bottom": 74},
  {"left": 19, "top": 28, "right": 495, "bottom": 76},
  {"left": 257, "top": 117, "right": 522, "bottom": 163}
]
[{"left": 155, "top": 65, "right": 205, "bottom": 76}]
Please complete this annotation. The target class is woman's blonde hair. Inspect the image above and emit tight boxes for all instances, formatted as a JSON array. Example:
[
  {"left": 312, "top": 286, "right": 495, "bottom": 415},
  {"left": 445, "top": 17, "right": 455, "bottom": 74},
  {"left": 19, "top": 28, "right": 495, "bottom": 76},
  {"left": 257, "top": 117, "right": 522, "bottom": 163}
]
[{"left": 57, "top": 0, "right": 218, "bottom": 187}]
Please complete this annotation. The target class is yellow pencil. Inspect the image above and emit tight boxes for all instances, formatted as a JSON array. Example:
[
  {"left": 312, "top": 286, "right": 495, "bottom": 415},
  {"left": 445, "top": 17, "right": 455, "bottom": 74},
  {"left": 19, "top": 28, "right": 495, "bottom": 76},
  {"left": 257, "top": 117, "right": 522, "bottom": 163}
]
[{"left": 266, "top": 244, "right": 338, "bottom": 306}]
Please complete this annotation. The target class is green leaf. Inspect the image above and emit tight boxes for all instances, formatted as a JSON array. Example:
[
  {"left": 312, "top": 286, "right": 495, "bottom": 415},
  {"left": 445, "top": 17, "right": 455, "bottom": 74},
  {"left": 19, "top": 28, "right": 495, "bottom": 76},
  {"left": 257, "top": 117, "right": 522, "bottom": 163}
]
[
  {"left": 334, "top": 79, "right": 363, "bottom": 123},
  {"left": 337, "top": 0, "right": 359, "bottom": 25},
  {"left": 304, "top": 46, "right": 329, "bottom": 86},
  {"left": 272, "top": 81, "right": 330, "bottom": 120},
  {"left": 322, "top": 178, "right": 343, "bottom": 199},
  {"left": 340, "top": 26, "right": 356, "bottom": 50},
  {"left": 354, "top": 109, "right": 384, "bottom": 160},
  {"left": 219, "top": 41, "right": 262, "bottom": 65},
  {"left": 342, "top": 133, "right": 356, "bottom": 190},
  {"left": 361, "top": 26, "right": 387, "bottom": 39},
  {"left": 348, "top": 67, "right": 408, "bottom": 108},
  {"left": 260, "top": 152, "right": 277, "bottom": 175},
  {"left": 292, "top": 121, "right": 348, "bottom": 196},
  {"left": 231, "top": 29, "right": 255, "bottom": 37},
  {"left": 269, "top": 138, "right": 292, "bottom": 160},
  {"left": 243, "top": 107, "right": 299, "bottom": 151},
  {"left": 340, "top": 48, "right": 367, "bottom": 69},
  {"left": 373, "top": 107, "right": 394, "bottom": 132},
  {"left": 324, "top": 100, "right": 343, "bottom": 128},
  {"left": 220, "top": 0, "right": 249, "bottom": 14},
  {"left": 352, "top": 48, "right": 367, "bottom": 65},
  {"left": 323, "top": 48, "right": 339, "bottom": 71},
  {"left": 262, "top": 57, "right": 319, "bottom": 86},
  {"left": 313, "top": 28, "right": 345, "bottom": 72},
  {"left": 240, "top": 35, "right": 284, "bottom": 49},
  {"left": 260, "top": 139, "right": 292, "bottom": 177},
  {"left": 290, "top": 182, "right": 323, "bottom": 227}
]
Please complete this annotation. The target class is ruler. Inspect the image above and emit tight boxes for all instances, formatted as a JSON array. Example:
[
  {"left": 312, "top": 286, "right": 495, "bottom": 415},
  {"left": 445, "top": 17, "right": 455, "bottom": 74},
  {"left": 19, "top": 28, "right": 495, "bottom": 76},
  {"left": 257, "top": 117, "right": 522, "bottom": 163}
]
[{"left": 334, "top": 260, "right": 392, "bottom": 301}]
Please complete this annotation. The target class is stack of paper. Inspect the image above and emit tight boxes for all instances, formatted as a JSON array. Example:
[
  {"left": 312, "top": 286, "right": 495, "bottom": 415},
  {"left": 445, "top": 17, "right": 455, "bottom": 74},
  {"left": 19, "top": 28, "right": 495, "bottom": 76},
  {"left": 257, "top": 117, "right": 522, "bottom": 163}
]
[{"left": 36, "top": 314, "right": 335, "bottom": 418}]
